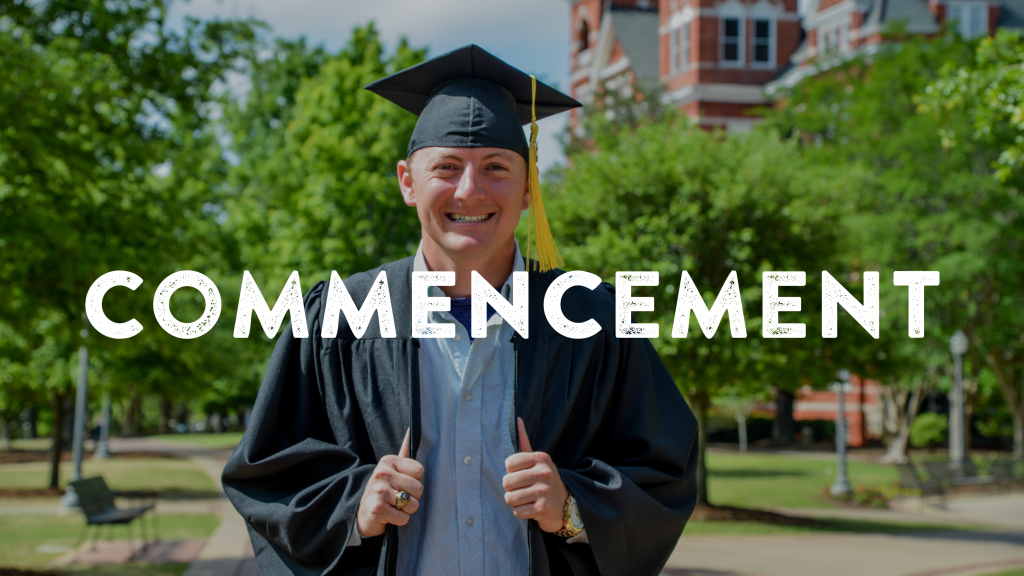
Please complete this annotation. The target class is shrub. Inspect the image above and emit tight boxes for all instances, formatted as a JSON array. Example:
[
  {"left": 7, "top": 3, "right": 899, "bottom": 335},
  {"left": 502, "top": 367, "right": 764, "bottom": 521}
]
[{"left": 909, "top": 413, "right": 948, "bottom": 448}]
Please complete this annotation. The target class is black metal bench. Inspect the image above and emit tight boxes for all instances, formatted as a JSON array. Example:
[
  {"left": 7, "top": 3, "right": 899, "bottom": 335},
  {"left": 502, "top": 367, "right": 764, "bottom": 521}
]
[
  {"left": 923, "top": 459, "right": 996, "bottom": 490},
  {"left": 896, "top": 461, "right": 946, "bottom": 505},
  {"left": 69, "top": 476, "right": 160, "bottom": 558},
  {"left": 988, "top": 457, "right": 1023, "bottom": 491}
]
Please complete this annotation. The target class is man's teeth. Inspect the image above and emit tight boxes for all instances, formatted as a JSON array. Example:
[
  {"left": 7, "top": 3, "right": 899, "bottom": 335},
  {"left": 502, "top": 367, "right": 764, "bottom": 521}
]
[{"left": 448, "top": 213, "right": 492, "bottom": 222}]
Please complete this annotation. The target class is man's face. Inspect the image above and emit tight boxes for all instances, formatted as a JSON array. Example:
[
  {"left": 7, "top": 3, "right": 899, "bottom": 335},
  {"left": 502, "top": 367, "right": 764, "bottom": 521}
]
[{"left": 398, "top": 146, "right": 529, "bottom": 261}]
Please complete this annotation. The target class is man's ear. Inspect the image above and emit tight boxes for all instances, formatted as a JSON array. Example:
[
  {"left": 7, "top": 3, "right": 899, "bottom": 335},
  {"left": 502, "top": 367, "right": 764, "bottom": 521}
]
[{"left": 398, "top": 158, "right": 416, "bottom": 207}]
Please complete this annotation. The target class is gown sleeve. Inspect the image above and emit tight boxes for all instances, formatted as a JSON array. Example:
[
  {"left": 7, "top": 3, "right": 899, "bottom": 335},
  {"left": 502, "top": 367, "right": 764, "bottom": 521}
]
[
  {"left": 557, "top": 331, "right": 700, "bottom": 576},
  {"left": 221, "top": 281, "right": 382, "bottom": 575}
]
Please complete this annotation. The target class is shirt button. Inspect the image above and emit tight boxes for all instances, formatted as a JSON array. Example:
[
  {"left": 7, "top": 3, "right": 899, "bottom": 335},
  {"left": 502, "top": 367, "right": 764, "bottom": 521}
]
[
  {"left": 453, "top": 333, "right": 461, "bottom": 342},
  {"left": 465, "top": 393, "right": 473, "bottom": 401},
  {"left": 466, "top": 517, "right": 474, "bottom": 526},
  {"left": 464, "top": 456, "right": 472, "bottom": 465}
]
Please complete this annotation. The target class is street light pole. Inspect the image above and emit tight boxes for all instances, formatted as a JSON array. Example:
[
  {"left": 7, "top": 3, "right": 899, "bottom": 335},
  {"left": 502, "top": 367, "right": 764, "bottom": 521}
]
[
  {"left": 59, "top": 321, "right": 89, "bottom": 510},
  {"left": 831, "top": 369, "right": 852, "bottom": 497},
  {"left": 949, "top": 330, "right": 969, "bottom": 474},
  {"left": 95, "top": 393, "right": 111, "bottom": 459}
]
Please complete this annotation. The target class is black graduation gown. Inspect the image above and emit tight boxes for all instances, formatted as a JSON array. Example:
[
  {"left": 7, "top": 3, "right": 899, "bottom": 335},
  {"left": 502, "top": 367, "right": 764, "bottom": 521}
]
[{"left": 222, "top": 256, "right": 699, "bottom": 576}]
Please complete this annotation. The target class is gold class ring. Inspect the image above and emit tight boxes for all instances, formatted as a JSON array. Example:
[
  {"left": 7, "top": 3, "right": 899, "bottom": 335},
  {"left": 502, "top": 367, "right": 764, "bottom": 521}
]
[{"left": 395, "top": 490, "right": 410, "bottom": 511}]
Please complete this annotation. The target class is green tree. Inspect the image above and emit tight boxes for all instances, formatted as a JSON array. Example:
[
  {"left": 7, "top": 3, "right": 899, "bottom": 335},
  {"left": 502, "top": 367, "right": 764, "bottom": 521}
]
[
  {"left": 918, "top": 29, "right": 1024, "bottom": 457},
  {"left": 550, "top": 115, "right": 845, "bottom": 504},
  {"left": 0, "top": 0, "right": 257, "bottom": 485},
  {"left": 769, "top": 29, "right": 1024, "bottom": 458},
  {"left": 225, "top": 24, "right": 425, "bottom": 288}
]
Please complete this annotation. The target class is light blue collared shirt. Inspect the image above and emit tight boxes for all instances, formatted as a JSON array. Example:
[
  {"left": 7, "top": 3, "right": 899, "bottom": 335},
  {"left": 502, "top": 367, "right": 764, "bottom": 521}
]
[{"left": 396, "top": 240, "right": 530, "bottom": 576}]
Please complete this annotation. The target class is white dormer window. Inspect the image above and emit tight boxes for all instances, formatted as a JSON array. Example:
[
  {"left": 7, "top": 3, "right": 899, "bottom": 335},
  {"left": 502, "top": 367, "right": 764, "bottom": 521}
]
[
  {"left": 670, "top": 22, "right": 680, "bottom": 74},
  {"left": 681, "top": 20, "right": 691, "bottom": 69},
  {"left": 670, "top": 9, "right": 693, "bottom": 74},
  {"left": 817, "top": 24, "right": 840, "bottom": 55},
  {"left": 752, "top": 18, "right": 773, "bottom": 65},
  {"left": 947, "top": 1, "right": 988, "bottom": 39},
  {"left": 722, "top": 17, "right": 744, "bottom": 65}
]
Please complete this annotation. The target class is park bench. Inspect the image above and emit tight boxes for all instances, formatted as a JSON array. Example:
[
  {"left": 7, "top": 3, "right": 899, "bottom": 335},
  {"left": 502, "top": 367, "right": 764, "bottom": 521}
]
[
  {"left": 896, "top": 461, "right": 946, "bottom": 505},
  {"left": 69, "top": 476, "right": 160, "bottom": 559},
  {"left": 922, "top": 459, "right": 1000, "bottom": 491},
  {"left": 987, "top": 457, "right": 1024, "bottom": 491}
]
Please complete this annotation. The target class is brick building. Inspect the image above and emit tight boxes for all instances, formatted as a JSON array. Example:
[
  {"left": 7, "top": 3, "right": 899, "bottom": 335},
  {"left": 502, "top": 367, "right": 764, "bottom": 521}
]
[
  {"left": 568, "top": 0, "right": 1024, "bottom": 128},
  {"left": 792, "top": 378, "right": 884, "bottom": 447}
]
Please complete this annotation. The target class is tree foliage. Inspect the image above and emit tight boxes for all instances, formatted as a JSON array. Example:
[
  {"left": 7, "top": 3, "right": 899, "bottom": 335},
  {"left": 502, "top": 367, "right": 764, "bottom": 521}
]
[{"left": 551, "top": 114, "right": 848, "bottom": 503}]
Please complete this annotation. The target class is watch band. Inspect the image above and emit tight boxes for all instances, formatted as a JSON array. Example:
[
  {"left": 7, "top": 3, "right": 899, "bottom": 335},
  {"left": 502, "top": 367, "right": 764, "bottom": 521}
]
[{"left": 555, "top": 489, "right": 584, "bottom": 538}]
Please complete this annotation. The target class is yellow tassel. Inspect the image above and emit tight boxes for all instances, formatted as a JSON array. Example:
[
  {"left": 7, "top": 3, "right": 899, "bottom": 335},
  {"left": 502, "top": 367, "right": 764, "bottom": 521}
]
[{"left": 527, "top": 75, "right": 563, "bottom": 273}]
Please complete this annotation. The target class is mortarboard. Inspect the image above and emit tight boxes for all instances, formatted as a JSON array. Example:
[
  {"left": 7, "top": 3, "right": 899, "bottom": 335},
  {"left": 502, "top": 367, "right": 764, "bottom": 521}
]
[{"left": 365, "top": 44, "right": 582, "bottom": 273}]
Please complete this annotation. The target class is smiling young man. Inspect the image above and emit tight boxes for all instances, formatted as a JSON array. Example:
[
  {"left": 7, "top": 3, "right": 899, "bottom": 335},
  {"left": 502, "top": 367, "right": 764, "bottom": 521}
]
[{"left": 222, "top": 45, "right": 698, "bottom": 576}]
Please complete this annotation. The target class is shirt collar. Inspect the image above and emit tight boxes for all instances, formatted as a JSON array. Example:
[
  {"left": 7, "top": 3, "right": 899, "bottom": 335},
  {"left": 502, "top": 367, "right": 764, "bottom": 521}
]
[{"left": 413, "top": 239, "right": 525, "bottom": 299}]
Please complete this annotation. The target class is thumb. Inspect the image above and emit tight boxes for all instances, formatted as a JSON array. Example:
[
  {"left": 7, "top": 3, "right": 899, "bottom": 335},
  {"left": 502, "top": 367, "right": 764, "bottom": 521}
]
[
  {"left": 517, "top": 417, "right": 533, "bottom": 453},
  {"left": 398, "top": 428, "right": 410, "bottom": 458}
]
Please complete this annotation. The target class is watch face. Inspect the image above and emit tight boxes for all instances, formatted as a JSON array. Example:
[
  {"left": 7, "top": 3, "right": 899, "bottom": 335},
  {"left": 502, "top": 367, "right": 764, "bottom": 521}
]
[{"left": 569, "top": 501, "right": 583, "bottom": 531}]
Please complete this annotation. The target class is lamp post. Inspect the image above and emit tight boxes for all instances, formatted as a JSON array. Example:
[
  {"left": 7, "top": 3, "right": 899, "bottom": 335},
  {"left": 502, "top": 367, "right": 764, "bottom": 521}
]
[
  {"left": 830, "top": 369, "right": 853, "bottom": 497},
  {"left": 59, "top": 321, "right": 89, "bottom": 510},
  {"left": 949, "top": 330, "right": 969, "bottom": 473},
  {"left": 95, "top": 393, "right": 112, "bottom": 459}
]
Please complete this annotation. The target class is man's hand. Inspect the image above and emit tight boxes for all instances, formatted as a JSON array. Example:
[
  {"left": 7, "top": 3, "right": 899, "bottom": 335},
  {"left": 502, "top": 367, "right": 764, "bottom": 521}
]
[
  {"left": 502, "top": 417, "right": 568, "bottom": 533},
  {"left": 356, "top": 429, "right": 425, "bottom": 538}
]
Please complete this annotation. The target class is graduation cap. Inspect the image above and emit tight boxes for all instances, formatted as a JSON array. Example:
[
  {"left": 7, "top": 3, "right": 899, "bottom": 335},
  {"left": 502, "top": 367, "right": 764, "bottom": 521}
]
[{"left": 365, "top": 44, "right": 582, "bottom": 273}]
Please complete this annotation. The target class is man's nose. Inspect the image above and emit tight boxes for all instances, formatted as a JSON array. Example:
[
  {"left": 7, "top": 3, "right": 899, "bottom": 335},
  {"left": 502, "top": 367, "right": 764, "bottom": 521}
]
[{"left": 453, "top": 165, "right": 486, "bottom": 202}]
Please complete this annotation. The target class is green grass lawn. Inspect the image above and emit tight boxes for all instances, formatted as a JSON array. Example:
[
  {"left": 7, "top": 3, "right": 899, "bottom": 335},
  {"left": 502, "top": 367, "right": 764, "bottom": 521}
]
[
  {"left": 0, "top": 458, "right": 217, "bottom": 499},
  {"left": 0, "top": 513, "right": 218, "bottom": 569},
  {"left": 4, "top": 439, "right": 55, "bottom": 452},
  {"left": 147, "top": 433, "right": 243, "bottom": 450},
  {"left": 980, "top": 570, "right": 1024, "bottom": 576},
  {"left": 705, "top": 451, "right": 900, "bottom": 509}
]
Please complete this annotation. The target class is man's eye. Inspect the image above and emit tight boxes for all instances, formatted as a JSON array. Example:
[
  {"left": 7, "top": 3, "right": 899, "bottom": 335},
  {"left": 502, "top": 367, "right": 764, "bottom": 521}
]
[
  {"left": 485, "top": 164, "right": 508, "bottom": 171},
  {"left": 436, "top": 164, "right": 458, "bottom": 170}
]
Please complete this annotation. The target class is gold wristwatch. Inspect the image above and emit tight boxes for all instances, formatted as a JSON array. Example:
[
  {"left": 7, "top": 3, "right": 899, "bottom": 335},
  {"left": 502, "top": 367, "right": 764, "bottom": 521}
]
[{"left": 555, "top": 489, "right": 584, "bottom": 538}]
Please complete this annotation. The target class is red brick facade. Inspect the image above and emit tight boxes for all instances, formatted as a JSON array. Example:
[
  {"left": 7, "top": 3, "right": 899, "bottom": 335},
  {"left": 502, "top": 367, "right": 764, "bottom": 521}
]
[{"left": 569, "top": 0, "right": 1017, "bottom": 128}]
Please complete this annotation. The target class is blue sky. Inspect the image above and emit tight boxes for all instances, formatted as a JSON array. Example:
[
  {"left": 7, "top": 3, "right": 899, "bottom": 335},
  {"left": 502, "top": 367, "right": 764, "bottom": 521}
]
[{"left": 169, "top": 0, "right": 574, "bottom": 171}]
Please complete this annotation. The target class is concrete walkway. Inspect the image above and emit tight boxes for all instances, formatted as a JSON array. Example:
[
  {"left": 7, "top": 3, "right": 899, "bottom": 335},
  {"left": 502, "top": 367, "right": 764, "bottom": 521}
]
[
  {"left": 104, "top": 437, "right": 254, "bottom": 576},
  {"left": 664, "top": 494, "right": 1024, "bottom": 576},
  {"left": 181, "top": 454, "right": 251, "bottom": 576}
]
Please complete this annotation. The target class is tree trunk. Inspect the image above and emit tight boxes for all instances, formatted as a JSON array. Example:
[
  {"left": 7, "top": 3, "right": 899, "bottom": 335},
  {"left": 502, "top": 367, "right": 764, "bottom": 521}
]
[
  {"left": 983, "top": 352, "right": 1023, "bottom": 458},
  {"left": 49, "top": 392, "right": 68, "bottom": 490},
  {"left": 158, "top": 397, "right": 173, "bottom": 435},
  {"left": 175, "top": 402, "right": 190, "bottom": 433},
  {"left": 773, "top": 388, "right": 795, "bottom": 445},
  {"left": 690, "top": 391, "right": 710, "bottom": 506},
  {"left": 881, "top": 378, "right": 927, "bottom": 463},
  {"left": 130, "top": 392, "right": 143, "bottom": 436},
  {"left": 1013, "top": 411, "right": 1023, "bottom": 459},
  {"left": 1, "top": 418, "right": 11, "bottom": 451},
  {"left": 209, "top": 412, "right": 223, "bottom": 434},
  {"left": 27, "top": 408, "right": 37, "bottom": 439},
  {"left": 121, "top": 390, "right": 142, "bottom": 437},
  {"left": 736, "top": 414, "right": 748, "bottom": 453}
]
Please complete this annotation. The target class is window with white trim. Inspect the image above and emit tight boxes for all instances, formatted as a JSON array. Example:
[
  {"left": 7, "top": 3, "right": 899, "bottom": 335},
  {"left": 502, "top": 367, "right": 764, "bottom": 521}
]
[
  {"left": 752, "top": 18, "right": 772, "bottom": 64},
  {"left": 947, "top": 1, "right": 988, "bottom": 39},
  {"left": 817, "top": 24, "right": 839, "bottom": 55},
  {"left": 681, "top": 20, "right": 691, "bottom": 69},
  {"left": 722, "top": 17, "right": 743, "bottom": 63},
  {"left": 670, "top": 23, "right": 679, "bottom": 74}
]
